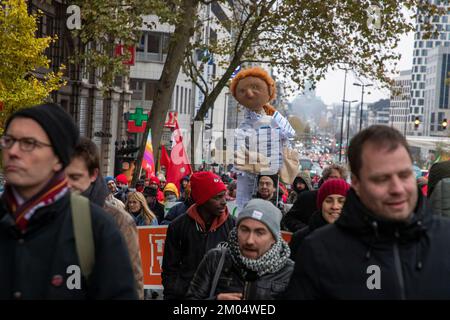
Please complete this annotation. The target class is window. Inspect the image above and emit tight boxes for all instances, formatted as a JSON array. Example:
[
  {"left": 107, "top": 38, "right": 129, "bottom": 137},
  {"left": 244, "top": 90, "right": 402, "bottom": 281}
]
[
  {"left": 147, "top": 33, "right": 160, "bottom": 53},
  {"left": 136, "top": 32, "right": 172, "bottom": 62},
  {"left": 426, "top": 41, "right": 433, "bottom": 48},
  {"left": 184, "top": 88, "right": 188, "bottom": 114},
  {"left": 188, "top": 89, "right": 192, "bottom": 115},
  {"left": 176, "top": 86, "right": 179, "bottom": 113},
  {"left": 209, "top": 28, "right": 218, "bottom": 47},
  {"left": 180, "top": 87, "right": 184, "bottom": 114},
  {"left": 137, "top": 34, "right": 145, "bottom": 52},
  {"left": 130, "top": 79, "right": 144, "bottom": 100}
]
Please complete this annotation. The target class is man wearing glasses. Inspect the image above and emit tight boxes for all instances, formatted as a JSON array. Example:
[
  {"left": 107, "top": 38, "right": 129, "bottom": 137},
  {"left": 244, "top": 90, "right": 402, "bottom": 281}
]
[{"left": 0, "top": 103, "right": 137, "bottom": 300}]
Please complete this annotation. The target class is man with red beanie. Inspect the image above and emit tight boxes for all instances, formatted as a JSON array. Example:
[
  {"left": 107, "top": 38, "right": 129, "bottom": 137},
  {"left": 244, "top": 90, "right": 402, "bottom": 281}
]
[
  {"left": 148, "top": 175, "right": 164, "bottom": 203},
  {"left": 162, "top": 171, "right": 235, "bottom": 300}
]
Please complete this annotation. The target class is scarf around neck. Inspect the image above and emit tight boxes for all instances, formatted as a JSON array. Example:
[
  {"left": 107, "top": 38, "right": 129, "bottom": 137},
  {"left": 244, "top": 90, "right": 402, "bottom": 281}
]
[
  {"left": 228, "top": 228, "right": 291, "bottom": 277},
  {"left": 2, "top": 171, "right": 69, "bottom": 231}
]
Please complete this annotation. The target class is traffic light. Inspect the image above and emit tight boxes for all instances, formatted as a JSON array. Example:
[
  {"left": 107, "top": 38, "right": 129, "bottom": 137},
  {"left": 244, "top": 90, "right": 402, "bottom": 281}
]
[
  {"left": 414, "top": 116, "right": 420, "bottom": 130},
  {"left": 443, "top": 118, "right": 448, "bottom": 130}
]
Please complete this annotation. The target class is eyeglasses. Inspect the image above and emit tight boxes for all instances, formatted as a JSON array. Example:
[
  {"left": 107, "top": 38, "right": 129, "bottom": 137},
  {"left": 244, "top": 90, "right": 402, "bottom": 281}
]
[{"left": 0, "top": 134, "right": 52, "bottom": 152}]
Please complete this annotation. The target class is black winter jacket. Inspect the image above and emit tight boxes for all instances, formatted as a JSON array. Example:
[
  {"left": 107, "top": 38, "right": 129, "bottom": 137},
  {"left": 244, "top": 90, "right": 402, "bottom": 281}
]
[
  {"left": 149, "top": 200, "right": 165, "bottom": 224},
  {"left": 161, "top": 213, "right": 235, "bottom": 300},
  {"left": 186, "top": 248, "right": 294, "bottom": 300},
  {"left": 161, "top": 201, "right": 190, "bottom": 225},
  {"left": 289, "top": 211, "right": 328, "bottom": 261},
  {"left": 285, "top": 188, "right": 450, "bottom": 300},
  {"left": 282, "top": 190, "right": 318, "bottom": 232},
  {"left": 0, "top": 193, "right": 137, "bottom": 300}
]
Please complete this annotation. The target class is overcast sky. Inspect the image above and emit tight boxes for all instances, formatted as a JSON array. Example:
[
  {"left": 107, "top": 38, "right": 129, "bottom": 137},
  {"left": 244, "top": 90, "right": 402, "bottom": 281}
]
[{"left": 306, "top": 30, "right": 415, "bottom": 106}]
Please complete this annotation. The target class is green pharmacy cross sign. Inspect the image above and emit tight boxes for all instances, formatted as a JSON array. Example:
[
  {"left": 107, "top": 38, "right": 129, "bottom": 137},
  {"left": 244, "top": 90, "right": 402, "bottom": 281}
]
[{"left": 127, "top": 107, "right": 148, "bottom": 133}]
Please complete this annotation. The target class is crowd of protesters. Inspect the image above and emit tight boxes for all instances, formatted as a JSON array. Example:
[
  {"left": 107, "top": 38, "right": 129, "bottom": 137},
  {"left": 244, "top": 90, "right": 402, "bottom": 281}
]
[{"left": 2, "top": 68, "right": 450, "bottom": 300}]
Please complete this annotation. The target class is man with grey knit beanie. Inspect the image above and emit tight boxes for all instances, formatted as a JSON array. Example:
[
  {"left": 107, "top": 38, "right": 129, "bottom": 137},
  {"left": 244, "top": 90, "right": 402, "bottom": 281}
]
[{"left": 187, "top": 199, "right": 293, "bottom": 300}]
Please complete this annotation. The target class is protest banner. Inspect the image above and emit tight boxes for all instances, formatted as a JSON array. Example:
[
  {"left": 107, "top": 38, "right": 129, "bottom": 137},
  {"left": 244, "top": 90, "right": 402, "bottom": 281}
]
[{"left": 137, "top": 226, "right": 168, "bottom": 289}]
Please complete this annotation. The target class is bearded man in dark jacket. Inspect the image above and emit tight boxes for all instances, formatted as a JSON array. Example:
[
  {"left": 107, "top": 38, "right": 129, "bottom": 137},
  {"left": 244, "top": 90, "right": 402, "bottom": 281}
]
[
  {"left": 0, "top": 104, "right": 137, "bottom": 300},
  {"left": 285, "top": 125, "right": 450, "bottom": 300},
  {"left": 162, "top": 172, "right": 235, "bottom": 300},
  {"left": 187, "top": 199, "right": 293, "bottom": 300}
]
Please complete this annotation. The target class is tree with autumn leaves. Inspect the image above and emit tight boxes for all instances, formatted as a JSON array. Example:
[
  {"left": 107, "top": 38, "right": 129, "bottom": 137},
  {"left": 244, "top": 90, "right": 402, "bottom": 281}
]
[
  {"left": 131, "top": 0, "right": 440, "bottom": 184},
  {"left": 0, "top": 0, "right": 65, "bottom": 134}
]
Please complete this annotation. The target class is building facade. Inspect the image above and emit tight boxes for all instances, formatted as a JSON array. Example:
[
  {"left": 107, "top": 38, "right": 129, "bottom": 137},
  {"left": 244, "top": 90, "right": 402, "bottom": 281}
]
[
  {"left": 29, "top": 0, "right": 129, "bottom": 177},
  {"left": 423, "top": 46, "right": 450, "bottom": 136},
  {"left": 409, "top": 0, "right": 450, "bottom": 135},
  {"left": 389, "top": 70, "right": 411, "bottom": 135}
]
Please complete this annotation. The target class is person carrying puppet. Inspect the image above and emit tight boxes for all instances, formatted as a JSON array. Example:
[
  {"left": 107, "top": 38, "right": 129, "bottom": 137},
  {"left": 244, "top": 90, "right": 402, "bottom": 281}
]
[{"left": 230, "top": 66, "right": 298, "bottom": 211}]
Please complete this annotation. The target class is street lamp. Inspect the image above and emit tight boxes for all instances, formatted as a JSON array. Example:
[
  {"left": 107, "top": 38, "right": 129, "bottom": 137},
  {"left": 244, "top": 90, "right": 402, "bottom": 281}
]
[
  {"left": 343, "top": 99, "right": 358, "bottom": 162},
  {"left": 353, "top": 82, "right": 373, "bottom": 131},
  {"left": 338, "top": 65, "right": 351, "bottom": 163}
]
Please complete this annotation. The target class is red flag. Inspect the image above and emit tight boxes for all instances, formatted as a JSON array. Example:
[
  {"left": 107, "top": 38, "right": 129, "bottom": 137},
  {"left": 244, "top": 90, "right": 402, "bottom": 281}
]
[
  {"left": 160, "top": 145, "right": 171, "bottom": 170},
  {"left": 165, "top": 120, "right": 192, "bottom": 190}
]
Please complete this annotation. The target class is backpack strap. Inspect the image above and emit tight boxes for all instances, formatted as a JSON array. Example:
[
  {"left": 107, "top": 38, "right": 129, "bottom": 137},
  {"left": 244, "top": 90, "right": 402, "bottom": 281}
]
[
  {"left": 70, "top": 193, "right": 95, "bottom": 281},
  {"left": 209, "top": 248, "right": 227, "bottom": 298}
]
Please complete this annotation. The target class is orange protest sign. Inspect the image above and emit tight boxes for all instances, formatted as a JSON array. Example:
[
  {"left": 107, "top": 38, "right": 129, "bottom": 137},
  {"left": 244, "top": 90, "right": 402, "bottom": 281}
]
[{"left": 137, "top": 226, "right": 168, "bottom": 289}]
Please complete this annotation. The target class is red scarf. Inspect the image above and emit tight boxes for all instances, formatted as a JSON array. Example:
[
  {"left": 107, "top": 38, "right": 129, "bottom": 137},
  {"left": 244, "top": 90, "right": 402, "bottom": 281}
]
[
  {"left": 2, "top": 172, "right": 69, "bottom": 231},
  {"left": 187, "top": 204, "right": 230, "bottom": 232}
]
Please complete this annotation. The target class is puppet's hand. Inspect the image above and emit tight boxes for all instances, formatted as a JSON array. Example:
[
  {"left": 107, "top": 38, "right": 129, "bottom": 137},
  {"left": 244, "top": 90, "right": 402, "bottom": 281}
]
[{"left": 234, "top": 146, "right": 271, "bottom": 174}]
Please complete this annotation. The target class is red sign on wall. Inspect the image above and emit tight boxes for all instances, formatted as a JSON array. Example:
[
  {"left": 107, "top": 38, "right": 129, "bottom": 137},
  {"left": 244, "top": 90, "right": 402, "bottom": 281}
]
[{"left": 115, "top": 45, "right": 135, "bottom": 66}]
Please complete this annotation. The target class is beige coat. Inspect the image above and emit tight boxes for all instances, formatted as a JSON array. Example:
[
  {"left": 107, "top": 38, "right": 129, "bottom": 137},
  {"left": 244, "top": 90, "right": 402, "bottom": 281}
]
[{"left": 104, "top": 201, "right": 144, "bottom": 300}]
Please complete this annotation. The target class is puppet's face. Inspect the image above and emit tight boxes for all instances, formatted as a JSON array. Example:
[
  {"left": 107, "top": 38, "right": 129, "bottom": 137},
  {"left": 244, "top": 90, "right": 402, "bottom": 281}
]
[{"left": 235, "top": 76, "right": 270, "bottom": 113}]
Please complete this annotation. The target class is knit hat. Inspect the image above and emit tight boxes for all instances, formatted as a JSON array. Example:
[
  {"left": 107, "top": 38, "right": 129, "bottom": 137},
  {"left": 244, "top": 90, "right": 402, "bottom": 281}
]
[
  {"left": 316, "top": 178, "right": 350, "bottom": 210},
  {"left": 237, "top": 199, "right": 282, "bottom": 238},
  {"left": 163, "top": 182, "right": 179, "bottom": 199},
  {"left": 230, "top": 67, "right": 277, "bottom": 101},
  {"left": 5, "top": 103, "right": 79, "bottom": 169},
  {"left": 428, "top": 160, "right": 450, "bottom": 197},
  {"left": 149, "top": 175, "right": 160, "bottom": 186},
  {"left": 115, "top": 174, "right": 128, "bottom": 185},
  {"left": 190, "top": 171, "right": 227, "bottom": 205},
  {"left": 105, "top": 176, "right": 114, "bottom": 184},
  {"left": 257, "top": 174, "right": 278, "bottom": 186}
]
